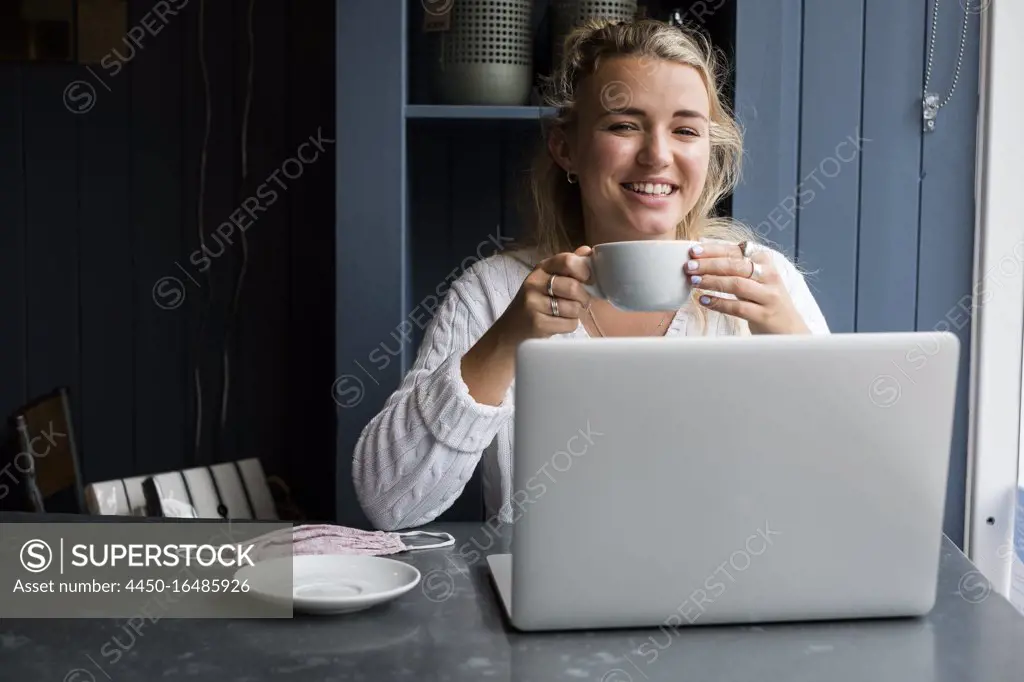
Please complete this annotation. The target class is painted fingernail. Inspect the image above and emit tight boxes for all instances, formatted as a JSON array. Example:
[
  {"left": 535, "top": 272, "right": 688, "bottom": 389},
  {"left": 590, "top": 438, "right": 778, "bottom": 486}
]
[
  {"left": 687, "top": 260, "right": 699, "bottom": 271},
  {"left": 690, "top": 245, "right": 704, "bottom": 255},
  {"left": 690, "top": 275, "right": 702, "bottom": 285},
  {"left": 700, "top": 295, "right": 711, "bottom": 305}
]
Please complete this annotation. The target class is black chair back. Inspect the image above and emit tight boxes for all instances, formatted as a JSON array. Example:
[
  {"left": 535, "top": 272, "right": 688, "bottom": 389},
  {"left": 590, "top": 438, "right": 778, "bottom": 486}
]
[{"left": 9, "top": 387, "right": 84, "bottom": 513}]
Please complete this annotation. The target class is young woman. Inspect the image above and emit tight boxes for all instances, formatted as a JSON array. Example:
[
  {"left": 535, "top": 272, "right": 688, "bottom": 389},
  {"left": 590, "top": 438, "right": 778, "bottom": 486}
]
[{"left": 352, "top": 18, "right": 830, "bottom": 530}]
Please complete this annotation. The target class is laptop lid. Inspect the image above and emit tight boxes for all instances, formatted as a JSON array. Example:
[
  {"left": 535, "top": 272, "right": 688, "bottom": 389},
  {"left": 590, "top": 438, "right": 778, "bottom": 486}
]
[{"left": 506, "top": 331, "right": 960, "bottom": 631}]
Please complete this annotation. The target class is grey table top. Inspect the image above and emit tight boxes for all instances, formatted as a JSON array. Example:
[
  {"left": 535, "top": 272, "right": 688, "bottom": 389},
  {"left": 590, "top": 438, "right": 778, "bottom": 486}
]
[{"left": 3, "top": 514, "right": 1024, "bottom": 681}]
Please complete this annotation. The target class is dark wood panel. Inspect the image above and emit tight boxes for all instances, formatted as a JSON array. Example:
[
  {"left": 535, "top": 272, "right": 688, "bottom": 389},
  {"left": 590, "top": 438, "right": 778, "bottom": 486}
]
[
  {"left": 129, "top": 1, "right": 186, "bottom": 477},
  {"left": 731, "top": 0, "right": 801, "bottom": 260},
  {"left": 200, "top": 0, "right": 240, "bottom": 467},
  {"left": 0, "top": 66, "right": 27, "bottom": 443},
  {"left": 22, "top": 68, "right": 80, "bottom": 425},
  {"left": 502, "top": 124, "right": 544, "bottom": 245},
  {"left": 180, "top": 0, "right": 207, "bottom": 472},
  {"left": 450, "top": 126, "right": 503, "bottom": 271},
  {"left": 408, "top": 127, "right": 453, "bottom": 354},
  {"left": 78, "top": 70, "right": 132, "bottom": 485},
  {"left": 289, "top": 0, "right": 336, "bottom": 522},
  {"left": 0, "top": 1, "right": 334, "bottom": 519},
  {"left": 228, "top": 0, "right": 292, "bottom": 485},
  {"left": 855, "top": 0, "right": 925, "bottom": 333},
  {"left": 795, "top": 0, "right": 864, "bottom": 333}
]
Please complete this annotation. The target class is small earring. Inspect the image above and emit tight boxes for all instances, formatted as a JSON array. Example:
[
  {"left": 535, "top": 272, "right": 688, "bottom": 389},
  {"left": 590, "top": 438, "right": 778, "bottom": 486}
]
[{"left": 566, "top": 171, "right": 578, "bottom": 184}]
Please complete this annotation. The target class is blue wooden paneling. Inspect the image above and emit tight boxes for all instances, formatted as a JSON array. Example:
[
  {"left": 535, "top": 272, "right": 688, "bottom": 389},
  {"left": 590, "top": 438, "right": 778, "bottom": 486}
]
[
  {"left": 335, "top": 0, "right": 408, "bottom": 526},
  {"left": 916, "top": 3, "right": 981, "bottom": 548},
  {"left": 335, "top": 0, "right": 981, "bottom": 539},
  {"left": 856, "top": 0, "right": 926, "bottom": 333},
  {"left": 796, "top": 0, "right": 865, "bottom": 334},
  {"left": 731, "top": 0, "right": 802, "bottom": 260}
]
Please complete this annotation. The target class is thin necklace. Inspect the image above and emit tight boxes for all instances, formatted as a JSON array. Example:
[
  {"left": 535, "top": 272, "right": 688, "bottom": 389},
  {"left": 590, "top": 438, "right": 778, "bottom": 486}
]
[{"left": 587, "top": 306, "right": 671, "bottom": 338}]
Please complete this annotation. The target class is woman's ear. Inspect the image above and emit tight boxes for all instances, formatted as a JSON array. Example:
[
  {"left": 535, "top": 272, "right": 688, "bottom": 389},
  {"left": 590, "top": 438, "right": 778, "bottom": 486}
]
[{"left": 546, "top": 126, "right": 574, "bottom": 175}]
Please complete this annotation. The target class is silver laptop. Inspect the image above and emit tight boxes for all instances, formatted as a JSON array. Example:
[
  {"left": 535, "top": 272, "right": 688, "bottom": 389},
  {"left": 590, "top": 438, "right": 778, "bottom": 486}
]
[{"left": 487, "top": 331, "right": 960, "bottom": 631}]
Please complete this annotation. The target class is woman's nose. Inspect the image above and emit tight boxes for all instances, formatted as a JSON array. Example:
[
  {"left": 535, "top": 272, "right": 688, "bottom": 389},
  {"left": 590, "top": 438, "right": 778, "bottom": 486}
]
[{"left": 638, "top": 132, "right": 672, "bottom": 167}]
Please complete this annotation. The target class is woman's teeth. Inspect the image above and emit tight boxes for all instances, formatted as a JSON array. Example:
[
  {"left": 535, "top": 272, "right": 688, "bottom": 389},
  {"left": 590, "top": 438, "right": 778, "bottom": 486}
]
[{"left": 624, "top": 183, "right": 676, "bottom": 196}]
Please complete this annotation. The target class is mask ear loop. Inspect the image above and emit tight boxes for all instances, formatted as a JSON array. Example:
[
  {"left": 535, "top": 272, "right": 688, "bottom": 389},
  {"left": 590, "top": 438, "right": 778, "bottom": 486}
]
[{"left": 394, "top": 530, "right": 455, "bottom": 551}]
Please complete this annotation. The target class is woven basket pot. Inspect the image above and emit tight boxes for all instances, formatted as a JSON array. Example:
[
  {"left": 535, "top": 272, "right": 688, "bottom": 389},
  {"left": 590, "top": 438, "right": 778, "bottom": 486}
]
[{"left": 432, "top": 0, "right": 535, "bottom": 106}]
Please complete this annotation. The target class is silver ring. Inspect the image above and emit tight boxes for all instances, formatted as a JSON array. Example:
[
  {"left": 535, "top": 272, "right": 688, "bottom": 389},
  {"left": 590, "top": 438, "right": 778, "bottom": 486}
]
[
  {"left": 547, "top": 274, "right": 557, "bottom": 297},
  {"left": 749, "top": 262, "right": 763, "bottom": 281},
  {"left": 550, "top": 297, "right": 559, "bottom": 317}
]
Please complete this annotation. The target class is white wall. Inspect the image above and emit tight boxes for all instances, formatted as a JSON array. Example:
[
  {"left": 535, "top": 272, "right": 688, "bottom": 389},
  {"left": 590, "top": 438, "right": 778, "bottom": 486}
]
[{"left": 967, "top": 0, "right": 1024, "bottom": 599}]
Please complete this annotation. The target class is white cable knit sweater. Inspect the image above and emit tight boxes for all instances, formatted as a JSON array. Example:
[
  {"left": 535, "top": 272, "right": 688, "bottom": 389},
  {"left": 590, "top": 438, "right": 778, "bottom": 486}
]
[{"left": 351, "top": 244, "right": 831, "bottom": 530}]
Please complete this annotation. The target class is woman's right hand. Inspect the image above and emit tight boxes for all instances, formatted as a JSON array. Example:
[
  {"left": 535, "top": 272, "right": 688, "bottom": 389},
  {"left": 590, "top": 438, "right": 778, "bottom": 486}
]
[
  {"left": 494, "top": 245, "right": 595, "bottom": 345},
  {"left": 461, "top": 246, "right": 595, "bottom": 406}
]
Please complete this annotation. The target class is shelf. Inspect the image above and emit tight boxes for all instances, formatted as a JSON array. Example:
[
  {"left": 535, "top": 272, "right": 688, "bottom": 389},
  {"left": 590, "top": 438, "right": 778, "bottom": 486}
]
[{"left": 405, "top": 105, "right": 557, "bottom": 120}]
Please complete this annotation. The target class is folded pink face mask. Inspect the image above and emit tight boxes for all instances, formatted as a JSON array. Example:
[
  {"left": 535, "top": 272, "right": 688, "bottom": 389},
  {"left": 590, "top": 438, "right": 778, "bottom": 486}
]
[{"left": 238, "top": 524, "right": 455, "bottom": 562}]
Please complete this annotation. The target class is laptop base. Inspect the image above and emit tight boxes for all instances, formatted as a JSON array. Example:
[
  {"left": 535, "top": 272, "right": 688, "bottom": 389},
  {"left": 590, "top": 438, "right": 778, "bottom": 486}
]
[{"left": 487, "top": 553, "right": 513, "bottom": 621}]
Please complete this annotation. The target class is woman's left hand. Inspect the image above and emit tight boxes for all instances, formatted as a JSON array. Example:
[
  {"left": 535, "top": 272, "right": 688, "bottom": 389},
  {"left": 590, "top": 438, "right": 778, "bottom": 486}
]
[{"left": 684, "top": 242, "right": 810, "bottom": 335}]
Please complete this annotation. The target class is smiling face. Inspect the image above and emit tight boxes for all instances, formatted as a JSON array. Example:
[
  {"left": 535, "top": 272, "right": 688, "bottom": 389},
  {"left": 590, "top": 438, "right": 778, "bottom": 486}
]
[{"left": 550, "top": 55, "right": 712, "bottom": 245}]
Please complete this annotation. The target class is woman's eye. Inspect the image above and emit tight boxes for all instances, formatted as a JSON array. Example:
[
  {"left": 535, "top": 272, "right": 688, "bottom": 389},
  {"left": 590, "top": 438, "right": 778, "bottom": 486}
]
[{"left": 607, "top": 123, "right": 700, "bottom": 136}]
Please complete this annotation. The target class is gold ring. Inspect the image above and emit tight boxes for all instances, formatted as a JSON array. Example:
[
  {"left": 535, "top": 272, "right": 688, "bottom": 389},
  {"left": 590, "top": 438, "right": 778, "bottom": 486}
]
[{"left": 547, "top": 274, "right": 557, "bottom": 297}]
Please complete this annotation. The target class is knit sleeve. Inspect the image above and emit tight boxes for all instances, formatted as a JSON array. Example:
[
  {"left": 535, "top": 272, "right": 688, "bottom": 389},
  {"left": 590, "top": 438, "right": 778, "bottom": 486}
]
[
  {"left": 351, "top": 269, "right": 514, "bottom": 530},
  {"left": 768, "top": 248, "right": 831, "bottom": 334}
]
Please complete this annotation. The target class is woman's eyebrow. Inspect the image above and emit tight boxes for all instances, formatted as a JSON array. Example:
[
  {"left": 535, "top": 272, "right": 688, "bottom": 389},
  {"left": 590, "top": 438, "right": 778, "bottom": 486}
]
[{"left": 599, "top": 107, "right": 709, "bottom": 122}]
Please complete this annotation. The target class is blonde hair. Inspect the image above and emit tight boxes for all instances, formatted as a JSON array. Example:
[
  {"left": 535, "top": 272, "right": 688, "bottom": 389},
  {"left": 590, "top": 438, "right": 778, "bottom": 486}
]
[{"left": 513, "top": 18, "right": 759, "bottom": 333}]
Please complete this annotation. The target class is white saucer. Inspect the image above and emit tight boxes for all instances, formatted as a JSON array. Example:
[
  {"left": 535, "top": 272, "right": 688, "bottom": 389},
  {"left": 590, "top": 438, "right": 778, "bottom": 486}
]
[{"left": 236, "top": 554, "right": 422, "bottom": 615}]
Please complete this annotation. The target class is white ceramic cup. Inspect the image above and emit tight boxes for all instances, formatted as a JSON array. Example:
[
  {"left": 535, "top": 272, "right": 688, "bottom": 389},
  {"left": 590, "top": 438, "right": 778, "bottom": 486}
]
[{"left": 582, "top": 240, "right": 699, "bottom": 312}]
